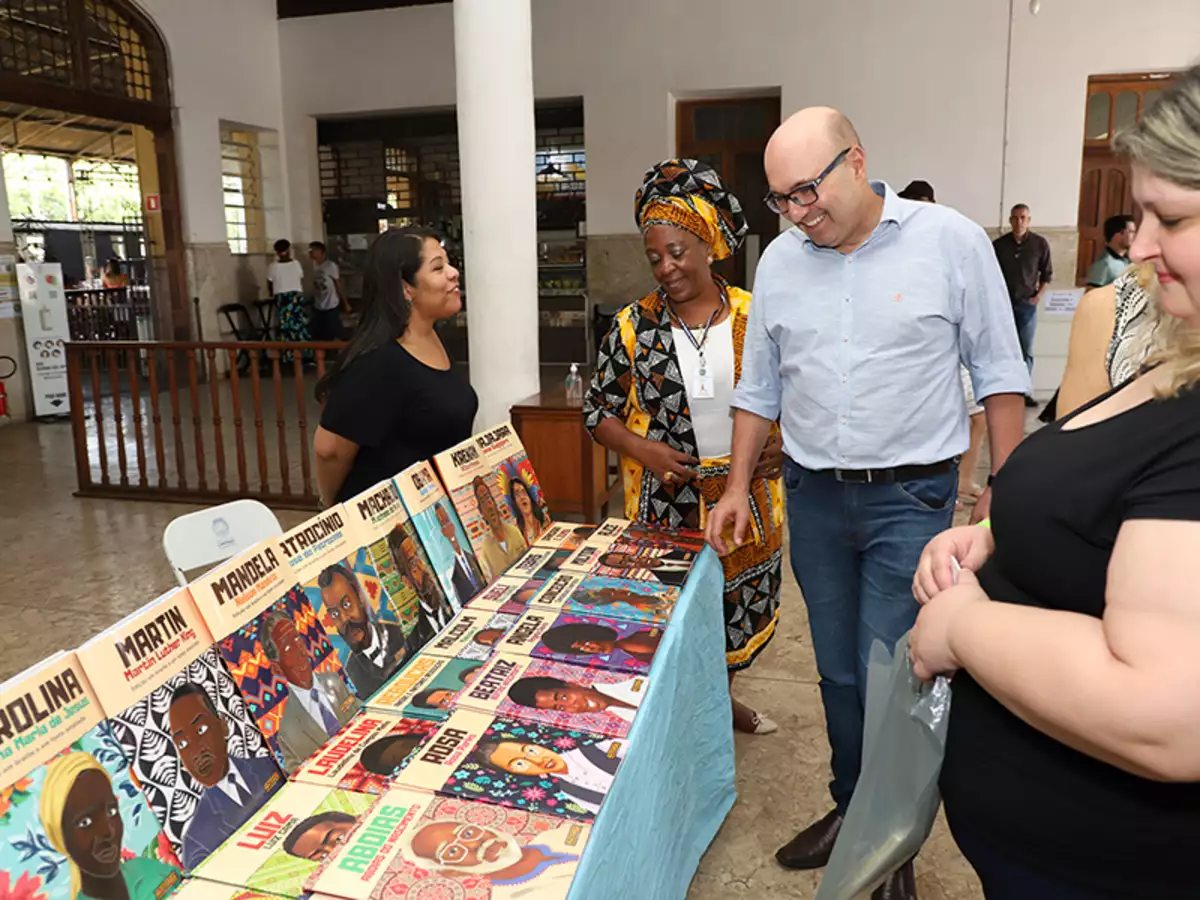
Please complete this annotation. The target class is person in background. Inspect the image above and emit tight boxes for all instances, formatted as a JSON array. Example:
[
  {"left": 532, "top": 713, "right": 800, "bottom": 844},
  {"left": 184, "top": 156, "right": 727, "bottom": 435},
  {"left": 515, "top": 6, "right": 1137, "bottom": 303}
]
[
  {"left": 1085, "top": 213, "right": 1136, "bottom": 288},
  {"left": 309, "top": 241, "right": 348, "bottom": 342},
  {"left": 314, "top": 227, "right": 477, "bottom": 506},
  {"left": 584, "top": 159, "right": 785, "bottom": 737},
  {"left": 1053, "top": 263, "right": 1162, "bottom": 419},
  {"left": 911, "top": 64, "right": 1200, "bottom": 899},
  {"left": 268, "top": 238, "right": 309, "bottom": 363},
  {"left": 993, "top": 204, "right": 1052, "bottom": 407},
  {"left": 706, "top": 108, "right": 1028, "bottom": 899},
  {"left": 898, "top": 180, "right": 987, "bottom": 506},
  {"left": 101, "top": 258, "right": 128, "bottom": 289}
]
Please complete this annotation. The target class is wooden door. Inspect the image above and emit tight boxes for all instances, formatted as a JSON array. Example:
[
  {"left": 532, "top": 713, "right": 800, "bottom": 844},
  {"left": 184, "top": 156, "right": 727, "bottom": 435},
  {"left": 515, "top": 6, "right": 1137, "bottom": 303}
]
[
  {"left": 1075, "top": 74, "right": 1173, "bottom": 284},
  {"left": 677, "top": 97, "right": 780, "bottom": 288}
]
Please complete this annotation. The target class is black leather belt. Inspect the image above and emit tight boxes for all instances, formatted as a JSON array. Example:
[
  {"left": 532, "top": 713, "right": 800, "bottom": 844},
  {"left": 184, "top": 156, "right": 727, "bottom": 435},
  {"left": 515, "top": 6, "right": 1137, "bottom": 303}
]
[{"left": 817, "top": 458, "right": 958, "bottom": 484}]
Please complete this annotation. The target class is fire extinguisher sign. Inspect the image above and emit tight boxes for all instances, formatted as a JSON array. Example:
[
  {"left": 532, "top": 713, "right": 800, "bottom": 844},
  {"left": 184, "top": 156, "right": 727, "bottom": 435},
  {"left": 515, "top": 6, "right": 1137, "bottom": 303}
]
[{"left": 17, "top": 263, "right": 71, "bottom": 417}]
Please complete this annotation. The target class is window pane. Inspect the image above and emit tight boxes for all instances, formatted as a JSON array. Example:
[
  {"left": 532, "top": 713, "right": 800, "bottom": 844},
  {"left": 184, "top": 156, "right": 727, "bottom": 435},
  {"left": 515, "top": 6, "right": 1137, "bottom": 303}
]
[
  {"left": 1085, "top": 92, "right": 1111, "bottom": 141},
  {"left": 1142, "top": 90, "right": 1163, "bottom": 116},
  {"left": 1113, "top": 91, "right": 1139, "bottom": 134}
]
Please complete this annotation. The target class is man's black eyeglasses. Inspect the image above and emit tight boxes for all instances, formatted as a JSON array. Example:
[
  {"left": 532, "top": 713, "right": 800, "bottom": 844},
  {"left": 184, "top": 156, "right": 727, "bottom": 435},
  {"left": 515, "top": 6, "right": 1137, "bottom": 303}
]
[{"left": 764, "top": 147, "right": 852, "bottom": 215}]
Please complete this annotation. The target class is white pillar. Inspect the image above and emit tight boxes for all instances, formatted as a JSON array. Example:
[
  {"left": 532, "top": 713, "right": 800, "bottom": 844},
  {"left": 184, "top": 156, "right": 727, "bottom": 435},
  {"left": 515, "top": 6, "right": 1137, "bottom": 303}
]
[{"left": 454, "top": 0, "right": 540, "bottom": 429}]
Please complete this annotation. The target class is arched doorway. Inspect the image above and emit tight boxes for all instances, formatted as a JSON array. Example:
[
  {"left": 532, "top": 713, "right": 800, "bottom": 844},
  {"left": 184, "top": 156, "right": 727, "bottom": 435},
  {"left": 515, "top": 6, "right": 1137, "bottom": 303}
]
[{"left": 0, "top": 0, "right": 188, "bottom": 338}]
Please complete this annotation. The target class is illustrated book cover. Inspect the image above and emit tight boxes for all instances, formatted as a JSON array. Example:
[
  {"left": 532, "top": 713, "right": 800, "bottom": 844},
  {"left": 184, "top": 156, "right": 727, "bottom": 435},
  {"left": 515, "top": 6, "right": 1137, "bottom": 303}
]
[
  {"left": 191, "top": 781, "right": 377, "bottom": 898},
  {"left": 393, "top": 460, "right": 483, "bottom": 619},
  {"left": 421, "top": 608, "right": 522, "bottom": 663},
  {"left": 365, "top": 656, "right": 484, "bottom": 721},
  {"left": 521, "top": 572, "right": 678, "bottom": 626},
  {"left": 393, "top": 708, "right": 626, "bottom": 822},
  {"left": 304, "top": 787, "right": 590, "bottom": 900},
  {"left": 474, "top": 422, "right": 554, "bottom": 549},
  {"left": 78, "top": 588, "right": 286, "bottom": 872},
  {"left": 453, "top": 653, "right": 647, "bottom": 739},
  {"left": 291, "top": 711, "right": 439, "bottom": 795},
  {"left": 497, "top": 610, "right": 664, "bottom": 675},
  {"left": 190, "top": 542, "right": 362, "bottom": 774},
  {"left": 0, "top": 652, "right": 184, "bottom": 900}
]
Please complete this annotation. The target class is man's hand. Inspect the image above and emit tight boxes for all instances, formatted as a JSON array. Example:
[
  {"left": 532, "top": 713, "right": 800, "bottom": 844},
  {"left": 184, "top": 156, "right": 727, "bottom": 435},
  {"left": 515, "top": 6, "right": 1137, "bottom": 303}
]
[
  {"left": 753, "top": 432, "right": 784, "bottom": 480},
  {"left": 969, "top": 487, "right": 992, "bottom": 524},
  {"left": 706, "top": 488, "right": 750, "bottom": 556},
  {"left": 637, "top": 441, "right": 699, "bottom": 486}
]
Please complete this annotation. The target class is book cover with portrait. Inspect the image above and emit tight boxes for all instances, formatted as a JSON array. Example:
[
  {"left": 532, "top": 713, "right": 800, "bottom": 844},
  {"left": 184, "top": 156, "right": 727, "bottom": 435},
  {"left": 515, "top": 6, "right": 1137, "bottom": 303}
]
[
  {"left": 432, "top": 438, "right": 530, "bottom": 584},
  {"left": 341, "top": 480, "right": 427, "bottom": 644},
  {"left": 279, "top": 507, "right": 415, "bottom": 703},
  {"left": 422, "top": 608, "right": 522, "bottom": 664},
  {"left": 365, "top": 656, "right": 485, "bottom": 722},
  {"left": 498, "top": 609, "right": 663, "bottom": 675},
  {"left": 393, "top": 460, "right": 484, "bottom": 621},
  {"left": 527, "top": 572, "right": 679, "bottom": 627},
  {"left": 291, "top": 712, "right": 438, "bottom": 795},
  {"left": 191, "top": 549, "right": 362, "bottom": 775},
  {"left": 303, "top": 788, "right": 590, "bottom": 900},
  {"left": 454, "top": 653, "right": 647, "bottom": 739},
  {"left": 466, "top": 578, "right": 532, "bottom": 616},
  {"left": 609, "top": 521, "right": 707, "bottom": 553},
  {"left": 586, "top": 540, "right": 699, "bottom": 588},
  {"left": 77, "top": 588, "right": 286, "bottom": 873},
  {"left": 502, "top": 545, "right": 560, "bottom": 582},
  {"left": 191, "top": 781, "right": 377, "bottom": 898},
  {"left": 532, "top": 521, "right": 595, "bottom": 550},
  {"left": 393, "top": 709, "right": 626, "bottom": 823},
  {"left": 474, "top": 422, "right": 554, "bottom": 548},
  {"left": 0, "top": 652, "right": 183, "bottom": 900}
]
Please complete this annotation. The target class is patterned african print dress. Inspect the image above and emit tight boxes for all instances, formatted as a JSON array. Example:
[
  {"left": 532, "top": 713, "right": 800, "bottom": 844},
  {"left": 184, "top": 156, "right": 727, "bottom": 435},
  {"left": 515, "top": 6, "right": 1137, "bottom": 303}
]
[{"left": 583, "top": 281, "right": 783, "bottom": 671}]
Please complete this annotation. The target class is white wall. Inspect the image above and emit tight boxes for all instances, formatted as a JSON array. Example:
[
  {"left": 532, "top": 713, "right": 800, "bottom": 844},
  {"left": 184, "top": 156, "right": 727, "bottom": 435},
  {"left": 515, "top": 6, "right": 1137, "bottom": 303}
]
[
  {"left": 279, "top": 0, "right": 1011, "bottom": 239},
  {"left": 138, "top": 0, "right": 289, "bottom": 245}
]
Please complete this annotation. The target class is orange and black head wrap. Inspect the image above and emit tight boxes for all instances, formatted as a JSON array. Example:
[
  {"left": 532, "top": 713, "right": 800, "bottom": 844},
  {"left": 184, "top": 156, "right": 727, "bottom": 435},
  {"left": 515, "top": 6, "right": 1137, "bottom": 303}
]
[{"left": 634, "top": 159, "right": 748, "bottom": 261}]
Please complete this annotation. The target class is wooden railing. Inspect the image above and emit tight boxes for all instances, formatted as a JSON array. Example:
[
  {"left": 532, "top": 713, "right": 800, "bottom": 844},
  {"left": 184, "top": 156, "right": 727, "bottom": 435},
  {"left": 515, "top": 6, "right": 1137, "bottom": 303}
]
[
  {"left": 66, "top": 340, "right": 345, "bottom": 509},
  {"left": 66, "top": 286, "right": 153, "bottom": 342}
]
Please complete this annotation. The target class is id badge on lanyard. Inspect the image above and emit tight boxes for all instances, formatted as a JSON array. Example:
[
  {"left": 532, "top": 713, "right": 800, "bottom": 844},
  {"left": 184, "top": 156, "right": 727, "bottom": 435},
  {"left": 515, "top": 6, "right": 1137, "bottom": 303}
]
[{"left": 693, "top": 353, "right": 715, "bottom": 399}]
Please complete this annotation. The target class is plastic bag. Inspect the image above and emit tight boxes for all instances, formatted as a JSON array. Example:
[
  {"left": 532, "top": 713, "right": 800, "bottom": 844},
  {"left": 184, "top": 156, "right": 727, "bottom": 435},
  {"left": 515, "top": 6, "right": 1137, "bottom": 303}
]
[{"left": 814, "top": 634, "right": 952, "bottom": 900}]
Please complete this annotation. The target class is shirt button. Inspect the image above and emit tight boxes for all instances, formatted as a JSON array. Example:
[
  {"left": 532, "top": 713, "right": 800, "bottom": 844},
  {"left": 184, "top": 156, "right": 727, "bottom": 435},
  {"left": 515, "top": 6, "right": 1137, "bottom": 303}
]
[
  {"left": 841, "top": 416, "right": 848, "bottom": 425},
  {"left": 841, "top": 374, "right": 847, "bottom": 383},
  {"left": 843, "top": 335, "right": 849, "bottom": 342}
]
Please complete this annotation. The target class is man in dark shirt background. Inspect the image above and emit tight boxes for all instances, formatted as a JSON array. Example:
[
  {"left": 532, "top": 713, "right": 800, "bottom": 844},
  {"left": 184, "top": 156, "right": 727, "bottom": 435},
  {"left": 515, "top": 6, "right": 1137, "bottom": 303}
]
[{"left": 993, "top": 203, "right": 1052, "bottom": 407}]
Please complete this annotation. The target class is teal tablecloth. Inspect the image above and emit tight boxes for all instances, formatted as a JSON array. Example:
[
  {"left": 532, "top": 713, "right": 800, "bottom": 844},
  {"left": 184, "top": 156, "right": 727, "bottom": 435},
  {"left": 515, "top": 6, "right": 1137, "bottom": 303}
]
[{"left": 568, "top": 547, "right": 736, "bottom": 899}]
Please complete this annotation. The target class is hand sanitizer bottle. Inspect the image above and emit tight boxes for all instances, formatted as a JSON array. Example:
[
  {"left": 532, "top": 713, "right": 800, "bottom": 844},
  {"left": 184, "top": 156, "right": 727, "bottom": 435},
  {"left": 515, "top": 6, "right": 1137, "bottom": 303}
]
[{"left": 564, "top": 362, "right": 583, "bottom": 403}]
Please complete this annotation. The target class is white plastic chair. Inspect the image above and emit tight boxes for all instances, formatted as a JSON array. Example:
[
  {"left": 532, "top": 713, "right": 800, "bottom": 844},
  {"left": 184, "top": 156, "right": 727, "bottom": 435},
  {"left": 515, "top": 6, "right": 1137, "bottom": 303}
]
[{"left": 163, "top": 499, "right": 284, "bottom": 586}]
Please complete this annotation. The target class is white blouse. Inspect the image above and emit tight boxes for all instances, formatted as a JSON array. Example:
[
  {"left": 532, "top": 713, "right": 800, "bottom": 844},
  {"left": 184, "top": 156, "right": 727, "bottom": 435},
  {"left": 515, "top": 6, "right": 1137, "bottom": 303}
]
[{"left": 672, "top": 317, "right": 735, "bottom": 459}]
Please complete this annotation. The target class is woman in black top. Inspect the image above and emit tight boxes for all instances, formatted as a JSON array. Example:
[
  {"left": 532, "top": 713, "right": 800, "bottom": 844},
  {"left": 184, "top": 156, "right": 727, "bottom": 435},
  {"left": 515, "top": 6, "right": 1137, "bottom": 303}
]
[
  {"left": 315, "top": 227, "right": 477, "bottom": 505},
  {"left": 910, "top": 66, "right": 1200, "bottom": 900}
]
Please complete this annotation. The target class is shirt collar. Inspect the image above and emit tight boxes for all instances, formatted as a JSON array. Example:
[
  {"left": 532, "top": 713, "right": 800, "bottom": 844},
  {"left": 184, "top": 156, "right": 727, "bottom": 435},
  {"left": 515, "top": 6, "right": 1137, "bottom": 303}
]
[
  {"left": 215, "top": 759, "right": 248, "bottom": 804},
  {"left": 1106, "top": 247, "right": 1128, "bottom": 261},
  {"left": 796, "top": 181, "right": 907, "bottom": 250}
]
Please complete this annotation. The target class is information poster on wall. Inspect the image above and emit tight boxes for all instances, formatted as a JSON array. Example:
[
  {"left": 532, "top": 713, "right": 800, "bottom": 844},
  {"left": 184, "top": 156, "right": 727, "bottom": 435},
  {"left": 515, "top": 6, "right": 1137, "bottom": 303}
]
[
  {"left": 17, "top": 262, "right": 71, "bottom": 415},
  {"left": 1042, "top": 288, "right": 1086, "bottom": 318}
]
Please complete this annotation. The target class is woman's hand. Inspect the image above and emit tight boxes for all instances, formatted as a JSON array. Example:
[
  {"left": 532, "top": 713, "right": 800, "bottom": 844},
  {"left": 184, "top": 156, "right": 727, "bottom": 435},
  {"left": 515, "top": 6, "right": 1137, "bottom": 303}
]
[
  {"left": 636, "top": 439, "right": 700, "bottom": 486},
  {"left": 913, "top": 524, "right": 995, "bottom": 605},
  {"left": 910, "top": 567, "right": 988, "bottom": 681},
  {"left": 753, "top": 431, "right": 784, "bottom": 480}
]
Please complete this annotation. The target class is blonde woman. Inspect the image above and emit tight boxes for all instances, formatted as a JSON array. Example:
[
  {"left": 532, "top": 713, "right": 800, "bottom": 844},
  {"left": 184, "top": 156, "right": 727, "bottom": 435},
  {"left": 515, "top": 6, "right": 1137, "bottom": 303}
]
[
  {"left": 40, "top": 752, "right": 178, "bottom": 900},
  {"left": 911, "top": 64, "right": 1200, "bottom": 899}
]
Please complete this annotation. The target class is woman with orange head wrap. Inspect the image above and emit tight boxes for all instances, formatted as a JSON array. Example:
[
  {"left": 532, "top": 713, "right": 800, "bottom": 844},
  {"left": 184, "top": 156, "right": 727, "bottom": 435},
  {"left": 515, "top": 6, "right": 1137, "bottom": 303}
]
[{"left": 583, "top": 159, "right": 784, "bottom": 734}]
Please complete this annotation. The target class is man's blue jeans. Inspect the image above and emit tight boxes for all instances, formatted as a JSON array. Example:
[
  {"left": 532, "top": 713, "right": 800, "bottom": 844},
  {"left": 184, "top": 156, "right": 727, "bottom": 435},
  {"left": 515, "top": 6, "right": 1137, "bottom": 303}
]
[
  {"left": 784, "top": 458, "right": 957, "bottom": 810},
  {"left": 1013, "top": 300, "right": 1038, "bottom": 378}
]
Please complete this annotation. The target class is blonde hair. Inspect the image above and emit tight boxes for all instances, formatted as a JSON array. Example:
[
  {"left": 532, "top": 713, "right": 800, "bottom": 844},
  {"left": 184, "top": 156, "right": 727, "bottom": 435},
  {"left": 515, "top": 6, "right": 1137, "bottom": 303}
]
[
  {"left": 1113, "top": 63, "right": 1200, "bottom": 396},
  {"left": 39, "top": 752, "right": 111, "bottom": 900}
]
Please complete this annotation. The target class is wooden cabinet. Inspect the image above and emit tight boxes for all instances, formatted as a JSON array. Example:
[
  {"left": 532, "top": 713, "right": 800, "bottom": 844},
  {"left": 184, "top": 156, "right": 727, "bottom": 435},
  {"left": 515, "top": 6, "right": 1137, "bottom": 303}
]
[{"left": 510, "top": 383, "right": 619, "bottom": 524}]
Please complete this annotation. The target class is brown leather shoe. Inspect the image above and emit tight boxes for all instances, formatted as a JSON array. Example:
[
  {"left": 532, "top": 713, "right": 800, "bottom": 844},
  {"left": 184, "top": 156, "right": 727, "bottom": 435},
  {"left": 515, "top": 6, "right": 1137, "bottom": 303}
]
[
  {"left": 872, "top": 859, "right": 917, "bottom": 900},
  {"left": 775, "top": 808, "right": 844, "bottom": 870}
]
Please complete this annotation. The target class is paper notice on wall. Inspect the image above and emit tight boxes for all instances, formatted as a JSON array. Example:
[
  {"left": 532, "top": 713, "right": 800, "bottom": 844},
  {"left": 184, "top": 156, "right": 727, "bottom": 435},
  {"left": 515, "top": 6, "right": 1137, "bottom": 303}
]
[
  {"left": 0, "top": 254, "right": 17, "bottom": 302},
  {"left": 17, "top": 262, "right": 70, "bottom": 416},
  {"left": 1042, "top": 288, "right": 1086, "bottom": 317}
]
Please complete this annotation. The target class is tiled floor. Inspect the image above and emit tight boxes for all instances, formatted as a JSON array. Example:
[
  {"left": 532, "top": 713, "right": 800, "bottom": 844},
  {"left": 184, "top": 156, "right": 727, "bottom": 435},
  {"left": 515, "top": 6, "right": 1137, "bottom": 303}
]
[{"left": 0, "top": 411, "right": 1042, "bottom": 898}]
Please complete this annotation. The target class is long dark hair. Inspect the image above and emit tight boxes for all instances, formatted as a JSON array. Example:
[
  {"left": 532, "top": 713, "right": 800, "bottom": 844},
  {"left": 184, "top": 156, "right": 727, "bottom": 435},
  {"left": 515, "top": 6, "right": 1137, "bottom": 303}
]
[{"left": 315, "top": 225, "right": 441, "bottom": 400}]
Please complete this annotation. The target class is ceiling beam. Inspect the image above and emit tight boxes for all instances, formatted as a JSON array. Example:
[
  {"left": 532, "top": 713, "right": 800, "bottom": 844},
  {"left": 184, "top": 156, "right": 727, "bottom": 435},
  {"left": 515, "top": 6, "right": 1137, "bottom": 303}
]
[
  {"left": 14, "top": 114, "right": 84, "bottom": 150},
  {"left": 71, "top": 123, "right": 126, "bottom": 159}
]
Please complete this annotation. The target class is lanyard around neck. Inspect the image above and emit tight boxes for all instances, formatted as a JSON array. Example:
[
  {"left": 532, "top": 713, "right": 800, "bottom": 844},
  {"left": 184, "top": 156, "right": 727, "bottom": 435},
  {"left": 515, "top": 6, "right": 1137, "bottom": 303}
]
[{"left": 667, "top": 294, "right": 726, "bottom": 359}]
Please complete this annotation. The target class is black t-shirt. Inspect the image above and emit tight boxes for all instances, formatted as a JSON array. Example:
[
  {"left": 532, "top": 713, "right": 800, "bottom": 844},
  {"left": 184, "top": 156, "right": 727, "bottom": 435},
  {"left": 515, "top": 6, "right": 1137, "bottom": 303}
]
[
  {"left": 940, "top": 380, "right": 1200, "bottom": 896},
  {"left": 320, "top": 343, "right": 478, "bottom": 503}
]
